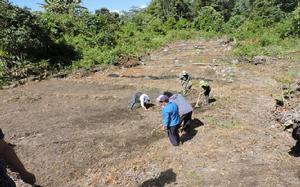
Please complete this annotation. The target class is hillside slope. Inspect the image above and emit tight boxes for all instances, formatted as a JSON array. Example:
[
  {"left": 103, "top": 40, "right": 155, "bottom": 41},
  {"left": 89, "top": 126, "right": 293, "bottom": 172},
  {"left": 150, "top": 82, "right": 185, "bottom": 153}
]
[{"left": 0, "top": 39, "right": 300, "bottom": 187}]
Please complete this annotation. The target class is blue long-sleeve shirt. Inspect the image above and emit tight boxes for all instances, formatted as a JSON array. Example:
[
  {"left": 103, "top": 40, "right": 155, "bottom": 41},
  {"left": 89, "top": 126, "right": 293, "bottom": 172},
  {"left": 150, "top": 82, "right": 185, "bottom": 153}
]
[{"left": 162, "top": 102, "right": 180, "bottom": 127}]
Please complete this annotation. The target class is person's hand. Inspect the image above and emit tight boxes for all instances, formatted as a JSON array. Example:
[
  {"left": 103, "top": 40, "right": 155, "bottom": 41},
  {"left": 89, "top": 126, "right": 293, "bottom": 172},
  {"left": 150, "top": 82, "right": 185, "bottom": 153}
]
[
  {"left": 161, "top": 126, "right": 167, "bottom": 131},
  {"left": 20, "top": 170, "right": 36, "bottom": 185}
]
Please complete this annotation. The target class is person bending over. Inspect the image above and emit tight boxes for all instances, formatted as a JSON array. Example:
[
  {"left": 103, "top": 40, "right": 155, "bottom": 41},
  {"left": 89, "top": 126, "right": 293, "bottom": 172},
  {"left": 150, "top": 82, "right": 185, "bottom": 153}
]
[
  {"left": 130, "top": 92, "right": 151, "bottom": 111},
  {"left": 157, "top": 95, "right": 181, "bottom": 146}
]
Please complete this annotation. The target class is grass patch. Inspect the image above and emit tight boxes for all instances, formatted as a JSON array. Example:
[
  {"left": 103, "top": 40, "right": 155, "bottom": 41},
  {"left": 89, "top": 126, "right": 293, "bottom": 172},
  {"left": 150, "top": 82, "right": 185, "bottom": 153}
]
[
  {"left": 212, "top": 95, "right": 234, "bottom": 108},
  {"left": 274, "top": 71, "right": 299, "bottom": 84},
  {"left": 204, "top": 116, "right": 218, "bottom": 126},
  {"left": 187, "top": 170, "right": 204, "bottom": 184},
  {"left": 205, "top": 115, "right": 241, "bottom": 129},
  {"left": 219, "top": 120, "right": 240, "bottom": 129}
]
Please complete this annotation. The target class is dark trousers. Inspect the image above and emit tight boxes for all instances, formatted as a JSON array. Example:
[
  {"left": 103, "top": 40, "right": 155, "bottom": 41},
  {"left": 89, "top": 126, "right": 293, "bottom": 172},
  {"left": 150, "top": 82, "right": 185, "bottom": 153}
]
[
  {"left": 203, "top": 86, "right": 211, "bottom": 104},
  {"left": 180, "top": 111, "right": 192, "bottom": 131},
  {"left": 0, "top": 174, "right": 16, "bottom": 187},
  {"left": 167, "top": 125, "right": 180, "bottom": 146}
]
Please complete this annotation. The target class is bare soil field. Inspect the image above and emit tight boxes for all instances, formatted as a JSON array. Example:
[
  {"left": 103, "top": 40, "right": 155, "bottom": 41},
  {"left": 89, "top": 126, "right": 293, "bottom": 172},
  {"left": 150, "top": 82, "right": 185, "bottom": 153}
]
[{"left": 1, "top": 39, "right": 300, "bottom": 187}]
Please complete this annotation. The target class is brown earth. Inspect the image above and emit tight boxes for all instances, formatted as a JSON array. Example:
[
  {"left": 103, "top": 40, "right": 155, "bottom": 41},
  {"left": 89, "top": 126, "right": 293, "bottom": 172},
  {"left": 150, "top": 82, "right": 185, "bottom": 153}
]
[{"left": 1, "top": 39, "right": 300, "bottom": 187}]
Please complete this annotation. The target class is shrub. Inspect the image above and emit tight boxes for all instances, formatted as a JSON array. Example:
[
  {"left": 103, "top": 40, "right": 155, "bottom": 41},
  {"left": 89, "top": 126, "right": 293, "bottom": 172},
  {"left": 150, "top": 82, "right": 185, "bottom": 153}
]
[
  {"left": 175, "top": 18, "right": 191, "bottom": 29},
  {"left": 146, "top": 18, "right": 166, "bottom": 34},
  {"left": 165, "top": 17, "right": 177, "bottom": 30},
  {"left": 234, "top": 20, "right": 265, "bottom": 40},
  {"left": 281, "top": 6, "right": 300, "bottom": 37},
  {"left": 226, "top": 15, "right": 247, "bottom": 30},
  {"left": 193, "top": 6, "right": 224, "bottom": 32},
  {"left": 251, "top": 0, "right": 285, "bottom": 25},
  {"left": 0, "top": 1, "right": 53, "bottom": 59}
]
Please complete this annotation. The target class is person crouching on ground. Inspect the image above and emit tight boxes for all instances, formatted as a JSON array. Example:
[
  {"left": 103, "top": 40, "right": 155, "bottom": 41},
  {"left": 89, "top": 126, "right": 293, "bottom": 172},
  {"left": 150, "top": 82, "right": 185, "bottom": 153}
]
[
  {"left": 130, "top": 92, "right": 151, "bottom": 111},
  {"left": 156, "top": 95, "right": 181, "bottom": 146}
]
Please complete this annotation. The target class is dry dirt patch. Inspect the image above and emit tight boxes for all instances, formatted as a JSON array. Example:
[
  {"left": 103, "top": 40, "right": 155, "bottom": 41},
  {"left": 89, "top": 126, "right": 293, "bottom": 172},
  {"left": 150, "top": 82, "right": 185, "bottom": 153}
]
[{"left": 1, "top": 39, "right": 300, "bottom": 186}]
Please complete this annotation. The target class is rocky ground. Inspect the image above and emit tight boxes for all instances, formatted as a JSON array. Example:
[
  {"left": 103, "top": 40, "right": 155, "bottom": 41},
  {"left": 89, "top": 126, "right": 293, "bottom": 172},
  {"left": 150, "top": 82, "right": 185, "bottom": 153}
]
[{"left": 0, "top": 39, "right": 300, "bottom": 187}]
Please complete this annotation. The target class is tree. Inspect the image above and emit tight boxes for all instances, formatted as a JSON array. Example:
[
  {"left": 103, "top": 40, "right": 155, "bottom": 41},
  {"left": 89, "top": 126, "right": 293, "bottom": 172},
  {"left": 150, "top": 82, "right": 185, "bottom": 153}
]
[
  {"left": 212, "top": 0, "right": 236, "bottom": 21},
  {"left": 193, "top": 6, "right": 224, "bottom": 32},
  {"left": 172, "top": 0, "right": 193, "bottom": 20},
  {"left": 43, "top": 0, "right": 82, "bottom": 14},
  {"left": 251, "top": 0, "right": 284, "bottom": 25},
  {"left": 148, "top": 0, "right": 192, "bottom": 21},
  {"left": 275, "top": 0, "right": 298, "bottom": 13},
  {"left": 0, "top": 0, "right": 53, "bottom": 58},
  {"left": 192, "top": 0, "right": 214, "bottom": 9},
  {"left": 281, "top": 6, "right": 300, "bottom": 37},
  {"left": 192, "top": 0, "right": 235, "bottom": 21},
  {"left": 1, "top": 0, "right": 79, "bottom": 69},
  {"left": 146, "top": 0, "right": 163, "bottom": 18},
  {"left": 159, "top": 0, "right": 171, "bottom": 19},
  {"left": 232, "top": 0, "right": 253, "bottom": 16}
]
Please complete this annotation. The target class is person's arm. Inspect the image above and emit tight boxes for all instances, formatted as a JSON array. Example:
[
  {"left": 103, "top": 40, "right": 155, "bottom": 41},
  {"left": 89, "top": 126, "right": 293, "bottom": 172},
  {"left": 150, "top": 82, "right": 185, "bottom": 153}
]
[
  {"left": 0, "top": 140, "right": 36, "bottom": 185},
  {"left": 140, "top": 98, "right": 145, "bottom": 109},
  {"left": 162, "top": 107, "right": 170, "bottom": 129}
]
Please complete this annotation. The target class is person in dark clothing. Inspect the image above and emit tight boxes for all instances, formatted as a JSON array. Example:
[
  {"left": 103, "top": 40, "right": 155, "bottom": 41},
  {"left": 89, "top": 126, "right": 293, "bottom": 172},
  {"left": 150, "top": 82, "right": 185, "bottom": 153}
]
[
  {"left": 156, "top": 95, "right": 181, "bottom": 146},
  {"left": 0, "top": 129, "right": 36, "bottom": 187},
  {"left": 180, "top": 111, "right": 193, "bottom": 132},
  {"left": 290, "top": 122, "right": 300, "bottom": 156},
  {"left": 195, "top": 80, "right": 211, "bottom": 107},
  {"left": 200, "top": 80, "right": 211, "bottom": 104}
]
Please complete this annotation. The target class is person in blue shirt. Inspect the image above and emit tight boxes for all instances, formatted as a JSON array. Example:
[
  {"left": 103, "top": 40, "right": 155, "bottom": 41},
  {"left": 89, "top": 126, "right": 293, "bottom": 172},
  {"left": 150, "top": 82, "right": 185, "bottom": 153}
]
[{"left": 156, "top": 95, "right": 181, "bottom": 146}]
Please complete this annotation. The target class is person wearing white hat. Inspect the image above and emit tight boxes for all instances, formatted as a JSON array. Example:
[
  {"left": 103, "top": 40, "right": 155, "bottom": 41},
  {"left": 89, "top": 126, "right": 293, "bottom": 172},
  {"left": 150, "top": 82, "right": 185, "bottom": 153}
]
[{"left": 130, "top": 92, "right": 151, "bottom": 111}]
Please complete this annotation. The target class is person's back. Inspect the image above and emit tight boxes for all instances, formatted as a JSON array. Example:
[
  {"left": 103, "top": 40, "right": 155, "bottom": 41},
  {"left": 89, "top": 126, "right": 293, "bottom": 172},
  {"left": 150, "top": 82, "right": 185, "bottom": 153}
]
[
  {"left": 168, "top": 93, "right": 193, "bottom": 132},
  {"left": 169, "top": 94, "right": 192, "bottom": 117}
]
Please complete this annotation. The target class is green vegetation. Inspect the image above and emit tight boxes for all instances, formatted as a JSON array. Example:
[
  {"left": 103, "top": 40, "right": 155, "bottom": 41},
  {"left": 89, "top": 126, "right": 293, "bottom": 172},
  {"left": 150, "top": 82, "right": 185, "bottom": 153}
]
[
  {"left": 1, "top": 0, "right": 300, "bottom": 85},
  {"left": 274, "top": 71, "right": 299, "bottom": 84},
  {"left": 220, "top": 120, "right": 240, "bottom": 129}
]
